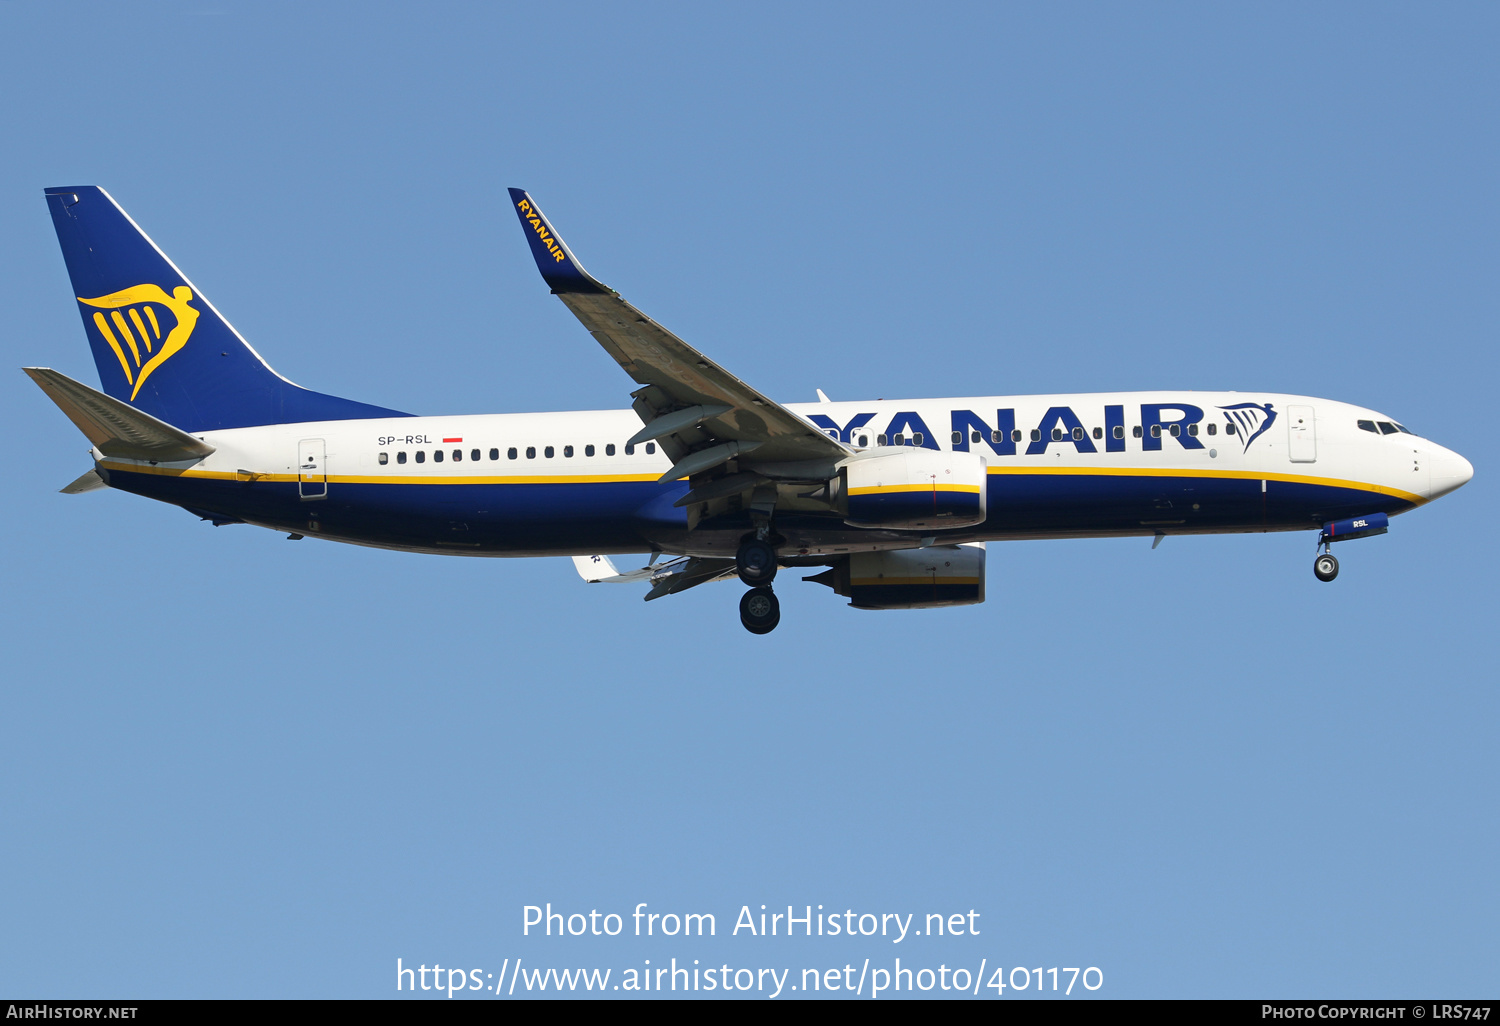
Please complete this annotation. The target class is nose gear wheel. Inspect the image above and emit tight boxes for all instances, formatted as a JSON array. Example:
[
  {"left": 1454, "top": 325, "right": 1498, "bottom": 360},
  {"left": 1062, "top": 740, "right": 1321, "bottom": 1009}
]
[{"left": 1313, "top": 552, "right": 1339, "bottom": 582}]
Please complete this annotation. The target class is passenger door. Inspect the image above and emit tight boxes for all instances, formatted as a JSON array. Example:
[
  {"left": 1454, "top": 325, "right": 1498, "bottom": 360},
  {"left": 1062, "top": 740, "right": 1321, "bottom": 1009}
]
[
  {"left": 298, "top": 438, "right": 327, "bottom": 500},
  {"left": 1287, "top": 405, "right": 1316, "bottom": 463}
]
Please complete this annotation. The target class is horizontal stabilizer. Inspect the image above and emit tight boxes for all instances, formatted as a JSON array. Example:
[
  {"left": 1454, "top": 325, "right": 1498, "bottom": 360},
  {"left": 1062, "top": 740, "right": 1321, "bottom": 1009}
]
[
  {"left": 60, "top": 468, "right": 108, "bottom": 494},
  {"left": 24, "top": 367, "right": 215, "bottom": 462}
]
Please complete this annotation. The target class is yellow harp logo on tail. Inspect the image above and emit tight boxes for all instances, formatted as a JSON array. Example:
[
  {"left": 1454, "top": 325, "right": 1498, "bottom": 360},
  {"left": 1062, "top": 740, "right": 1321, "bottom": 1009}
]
[{"left": 77, "top": 284, "right": 200, "bottom": 401}]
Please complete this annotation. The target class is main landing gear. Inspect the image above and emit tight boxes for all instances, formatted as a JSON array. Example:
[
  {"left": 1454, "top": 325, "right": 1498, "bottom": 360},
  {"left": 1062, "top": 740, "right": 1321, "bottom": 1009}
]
[
  {"left": 739, "top": 587, "right": 780, "bottom": 634},
  {"left": 736, "top": 536, "right": 780, "bottom": 634},
  {"left": 736, "top": 538, "right": 777, "bottom": 586}
]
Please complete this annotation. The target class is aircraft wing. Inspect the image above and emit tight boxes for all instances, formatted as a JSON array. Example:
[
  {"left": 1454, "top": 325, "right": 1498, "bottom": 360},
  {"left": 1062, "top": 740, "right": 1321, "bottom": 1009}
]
[{"left": 508, "top": 189, "right": 848, "bottom": 478}]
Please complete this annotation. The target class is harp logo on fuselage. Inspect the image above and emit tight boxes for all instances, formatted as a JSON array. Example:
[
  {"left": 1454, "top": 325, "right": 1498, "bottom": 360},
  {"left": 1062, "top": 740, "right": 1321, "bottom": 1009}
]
[{"left": 77, "top": 284, "right": 200, "bottom": 401}]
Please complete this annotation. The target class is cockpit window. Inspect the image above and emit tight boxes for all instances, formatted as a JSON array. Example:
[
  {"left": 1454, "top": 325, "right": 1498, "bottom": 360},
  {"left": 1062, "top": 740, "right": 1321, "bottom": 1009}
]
[
  {"left": 1377, "top": 421, "right": 1399, "bottom": 435},
  {"left": 1395, "top": 423, "right": 1413, "bottom": 434},
  {"left": 1357, "top": 420, "right": 1378, "bottom": 433}
]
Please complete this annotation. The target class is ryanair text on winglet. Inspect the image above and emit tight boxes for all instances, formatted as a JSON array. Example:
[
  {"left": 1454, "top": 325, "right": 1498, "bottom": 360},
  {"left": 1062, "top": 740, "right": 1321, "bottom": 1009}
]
[{"left": 516, "top": 198, "right": 568, "bottom": 263}]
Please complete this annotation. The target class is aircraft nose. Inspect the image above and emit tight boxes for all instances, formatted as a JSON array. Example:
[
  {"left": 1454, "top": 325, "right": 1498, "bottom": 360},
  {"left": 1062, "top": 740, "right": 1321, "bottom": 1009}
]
[{"left": 1427, "top": 444, "right": 1474, "bottom": 500}]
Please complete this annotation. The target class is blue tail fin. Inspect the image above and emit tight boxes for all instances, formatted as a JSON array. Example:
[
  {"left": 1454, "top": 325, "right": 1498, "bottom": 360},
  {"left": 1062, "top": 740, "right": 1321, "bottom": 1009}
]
[{"left": 44, "top": 187, "right": 411, "bottom": 432}]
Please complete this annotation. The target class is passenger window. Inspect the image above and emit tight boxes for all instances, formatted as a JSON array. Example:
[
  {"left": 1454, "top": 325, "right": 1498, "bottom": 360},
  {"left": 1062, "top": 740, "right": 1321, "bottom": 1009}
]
[
  {"left": 892, "top": 433, "right": 905, "bottom": 446},
  {"left": 1187, "top": 424, "right": 1198, "bottom": 436},
  {"left": 625, "top": 443, "right": 635, "bottom": 455},
  {"left": 952, "top": 431, "right": 962, "bottom": 444},
  {"left": 876, "top": 434, "right": 887, "bottom": 446},
  {"left": 526, "top": 446, "right": 536, "bottom": 459},
  {"left": 1071, "top": 427, "right": 1083, "bottom": 441},
  {"left": 1113, "top": 426, "right": 1124, "bottom": 440},
  {"left": 472, "top": 449, "right": 481, "bottom": 461},
  {"left": 1169, "top": 425, "right": 1179, "bottom": 437},
  {"left": 857, "top": 434, "right": 869, "bottom": 446},
  {"left": 1132, "top": 425, "right": 1142, "bottom": 438},
  {"left": 1357, "top": 420, "right": 1377, "bottom": 433},
  {"left": 1150, "top": 425, "right": 1161, "bottom": 438},
  {"left": 397, "top": 451, "right": 407, "bottom": 464},
  {"left": 378, "top": 452, "right": 389, "bottom": 465},
  {"left": 1092, "top": 427, "right": 1102, "bottom": 439},
  {"left": 1225, "top": 422, "right": 1237, "bottom": 435},
  {"left": 606, "top": 443, "right": 616, "bottom": 456},
  {"left": 489, "top": 448, "right": 499, "bottom": 460},
  {"left": 972, "top": 431, "right": 982, "bottom": 443},
  {"left": 1011, "top": 429, "right": 1022, "bottom": 443},
  {"left": 1378, "top": 422, "right": 1398, "bottom": 435},
  {"left": 646, "top": 442, "right": 656, "bottom": 454},
  {"left": 1031, "top": 429, "right": 1041, "bottom": 442},
  {"left": 545, "top": 445, "right": 555, "bottom": 458},
  {"left": 452, "top": 449, "right": 461, "bottom": 461},
  {"left": 1206, "top": 423, "right": 1217, "bottom": 436},
  {"left": 564, "top": 445, "right": 574, "bottom": 458},
  {"left": 416, "top": 451, "right": 426, "bottom": 463},
  {"left": 990, "top": 430, "right": 1002, "bottom": 443},
  {"left": 433, "top": 449, "right": 444, "bottom": 462},
  {"left": 508, "top": 447, "right": 518, "bottom": 460},
  {"left": 1052, "top": 428, "right": 1063, "bottom": 441},
  {"left": 911, "top": 433, "right": 923, "bottom": 446},
  {"left": 585, "top": 444, "right": 595, "bottom": 457}
]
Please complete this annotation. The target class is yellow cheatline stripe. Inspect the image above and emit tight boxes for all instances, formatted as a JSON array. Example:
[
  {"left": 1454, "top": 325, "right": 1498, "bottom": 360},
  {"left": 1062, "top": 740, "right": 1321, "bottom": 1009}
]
[
  {"left": 128, "top": 307, "right": 153, "bottom": 353},
  {"left": 110, "top": 310, "right": 141, "bottom": 366},
  {"left": 984, "top": 464, "right": 1425, "bottom": 505},
  {"left": 92, "top": 312, "right": 133, "bottom": 385},
  {"left": 851, "top": 577, "right": 982, "bottom": 587},
  {"left": 848, "top": 484, "right": 983, "bottom": 496},
  {"left": 143, "top": 305, "right": 161, "bottom": 340}
]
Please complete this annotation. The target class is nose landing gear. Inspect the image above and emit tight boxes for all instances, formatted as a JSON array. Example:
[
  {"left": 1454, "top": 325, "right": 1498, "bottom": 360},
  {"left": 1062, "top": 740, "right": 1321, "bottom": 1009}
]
[
  {"left": 1313, "top": 551, "right": 1339, "bottom": 582},
  {"left": 1312, "top": 513, "right": 1387, "bottom": 582}
]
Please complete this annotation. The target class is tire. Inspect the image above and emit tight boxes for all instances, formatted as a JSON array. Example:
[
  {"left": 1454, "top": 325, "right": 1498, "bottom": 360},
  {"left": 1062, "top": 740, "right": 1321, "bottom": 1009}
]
[
  {"left": 1314, "top": 552, "right": 1339, "bottom": 582},
  {"left": 736, "top": 538, "right": 778, "bottom": 586},
  {"left": 739, "top": 587, "right": 780, "bottom": 634}
]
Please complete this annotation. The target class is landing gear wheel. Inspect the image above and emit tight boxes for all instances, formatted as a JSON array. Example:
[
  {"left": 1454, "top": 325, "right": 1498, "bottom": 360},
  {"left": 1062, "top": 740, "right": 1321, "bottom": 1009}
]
[
  {"left": 1314, "top": 552, "right": 1339, "bottom": 582},
  {"left": 736, "top": 538, "right": 778, "bottom": 586},
  {"left": 739, "top": 587, "right": 780, "bottom": 634}
]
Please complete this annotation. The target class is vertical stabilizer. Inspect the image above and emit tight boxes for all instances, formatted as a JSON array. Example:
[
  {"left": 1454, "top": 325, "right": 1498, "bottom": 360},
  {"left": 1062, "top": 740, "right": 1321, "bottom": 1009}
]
[{"left": 44, "top": 187, "right": 411, "bottom": 432}]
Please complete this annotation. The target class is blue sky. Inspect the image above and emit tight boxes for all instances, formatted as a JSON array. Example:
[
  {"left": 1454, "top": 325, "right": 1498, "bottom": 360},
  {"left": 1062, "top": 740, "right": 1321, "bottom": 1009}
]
[{"left": 1, "top": 1, "right": 1495, "bottom": 999}]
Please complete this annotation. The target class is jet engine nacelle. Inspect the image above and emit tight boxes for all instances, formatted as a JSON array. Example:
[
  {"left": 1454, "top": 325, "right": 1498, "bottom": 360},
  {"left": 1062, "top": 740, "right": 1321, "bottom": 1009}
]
[
  {"left": 843, "top": 448, "right": 987, "bottom": 530},
  {"left": 806, "top": 543, "right": 986, "bottom": 610}
]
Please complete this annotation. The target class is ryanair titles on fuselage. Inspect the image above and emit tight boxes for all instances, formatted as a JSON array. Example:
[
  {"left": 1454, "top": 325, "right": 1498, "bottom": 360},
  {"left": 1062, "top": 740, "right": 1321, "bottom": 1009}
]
[{"left": 805, "top": 401, "right": 1278, "bottom": 456}]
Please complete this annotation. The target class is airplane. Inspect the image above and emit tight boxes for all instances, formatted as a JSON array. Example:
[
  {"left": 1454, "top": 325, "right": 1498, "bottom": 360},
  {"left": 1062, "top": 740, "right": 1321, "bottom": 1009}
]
[{"left": 27, "top": 186, "right": 1474, "bottom": 634}]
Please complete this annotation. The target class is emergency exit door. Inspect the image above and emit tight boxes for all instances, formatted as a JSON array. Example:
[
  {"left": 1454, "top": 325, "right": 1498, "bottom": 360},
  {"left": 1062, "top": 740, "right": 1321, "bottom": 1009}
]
[
  {"left": 1287, "top": 405, "right": 1316, "bottom": 463},
  {"left": 298, "top": 438, "right": 327, "bottom": 500}
]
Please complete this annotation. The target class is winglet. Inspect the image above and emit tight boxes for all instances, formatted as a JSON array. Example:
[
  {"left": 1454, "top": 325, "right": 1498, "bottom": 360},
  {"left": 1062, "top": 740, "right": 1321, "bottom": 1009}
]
[{"left": 507, "top": 189, "right": 610, "bottom": 295}]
